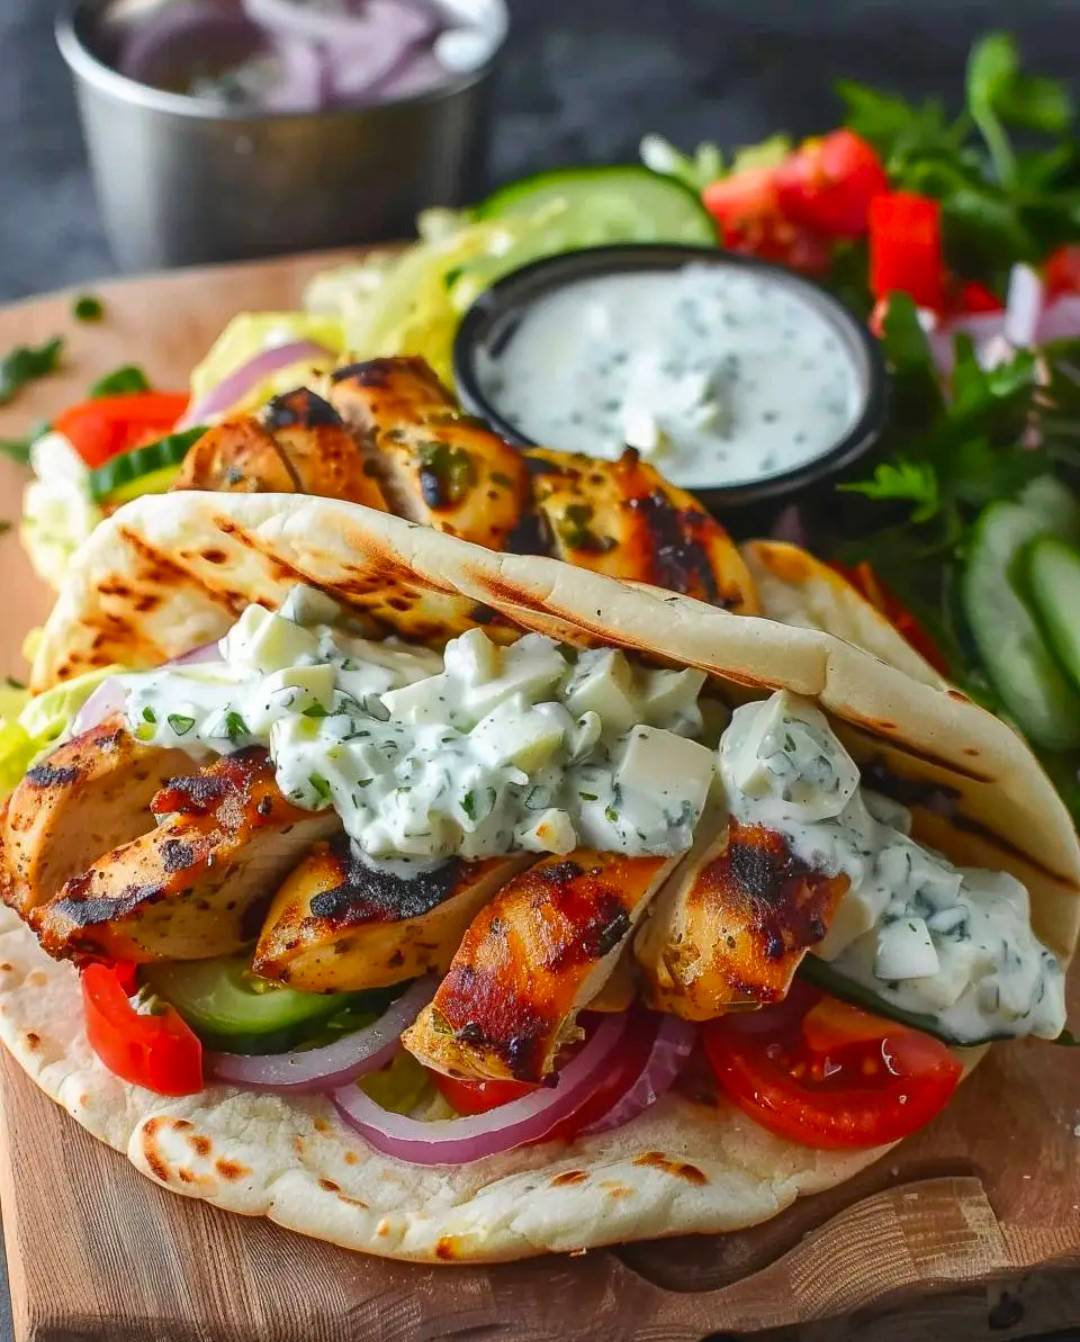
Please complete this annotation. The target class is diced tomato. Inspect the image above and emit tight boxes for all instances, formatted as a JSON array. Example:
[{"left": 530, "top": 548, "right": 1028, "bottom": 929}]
[
  {"left": 432, "top": 1073, "right": 537, "bottom": 1115},
  {"left": 55, "top": 391, "right": 189, "bottom": 469},
  {"left": 946, "top": 279, "right": 1003, "bottom": 315},
  {"left": 775, "top": 130, "right": 888, "bottom": 239},
  {"left": 1045, "top": 245, "right": 1080, "bottom": 298},
  {"left": 703, "top": 167, "right": 832, "bottom": 276},
  {"left": 81, "top": 962, "right": 203, "bottom": 1096},
  {"left": 703, "top": 981, "right": 961, "bottom": 1150},
  {"left": 868, "top": 192, "right": 946, "bottom": 312},
  {"left": 834, "top": 561, "right": 950, "bottom": 676}
]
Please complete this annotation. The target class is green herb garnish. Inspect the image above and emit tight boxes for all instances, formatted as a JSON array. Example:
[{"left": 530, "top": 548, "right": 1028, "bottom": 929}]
[
  {"left": 167, "top": 714, "right": 195, "bottom": 736},
  {"left": 461, "top": 790, "right": 477, "bottom": 820},
  {"left": 0, "top": 337, "right": 62, "bottom": 406},
  {"left": 73, "top": 294, "right": 104, "bottom": 323},
  {"left": 302, "top": 703, "right": 329, "bottom": 719},
  {"left": 90, "top": 364, "right": 150, "bottom": 398},
  {"left": 141, "top": 706, "right": 157, "bottom": 725},
  {"left": 225, "top": 710, "right": 249, "bottom": 741},
  {"left": 309, "top": 774, "right": 331, "bottom": 801}
]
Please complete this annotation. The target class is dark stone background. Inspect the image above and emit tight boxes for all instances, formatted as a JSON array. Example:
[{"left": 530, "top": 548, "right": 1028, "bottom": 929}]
[
  {"left": 1, "top": 0, "right": 1078, "bottom": 298},
  {"left": 0, "top": 1, "right": 1078, "bottom": 1337}
]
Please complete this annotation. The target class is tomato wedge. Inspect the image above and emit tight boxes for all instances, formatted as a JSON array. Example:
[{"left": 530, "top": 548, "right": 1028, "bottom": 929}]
[
  {"left": 56, "top": 391, "right": 189, "bottom": 469},
  {"left": 433, "top": 1073, "right": 537, "bottom": 1116},
  {"left": 82, "top": 962, "right": 204, "bottom": 1096},
  {"left": 703, "top": 981, "right": 961, "bottom": 1150},
  {"left": 703, "top": 167, "right": 832, "bottom": 275},
  {"left": 775, "top": 130, "right": 887, "bottom": 239},
  {"left": 868, "top": 192, "right": 946, "bottom": 312},
  {"left": 1045, "top": 245, "right": 1080, "bottom": 298}
]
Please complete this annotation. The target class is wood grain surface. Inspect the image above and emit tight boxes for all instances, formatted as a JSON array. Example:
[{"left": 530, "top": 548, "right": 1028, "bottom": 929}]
[{"left": 0, "top": 253, "right": 1077, "bottom": 1342}]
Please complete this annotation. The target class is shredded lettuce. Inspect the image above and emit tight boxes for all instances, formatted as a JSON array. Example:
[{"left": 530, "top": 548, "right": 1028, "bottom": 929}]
[
  {"left": 21, "top": 432, "right": 103, "bottom": 591},
  {"left": 0, "top": 666, "right": 125, "bottom": 800}
]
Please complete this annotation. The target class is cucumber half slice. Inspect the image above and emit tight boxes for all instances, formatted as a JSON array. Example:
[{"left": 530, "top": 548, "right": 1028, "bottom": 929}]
[
  {"left": 88, "top": 426, "right": 206, "bottom": 504},
  {"left": 961, "top": 500, "right": 1080, "bottom": 750},
  {"left": 1027, "top": 535, "right": 1080, "bottom": 693},
  {"left": 141, "top": 955, "right": 360, "bottom": 1054}
]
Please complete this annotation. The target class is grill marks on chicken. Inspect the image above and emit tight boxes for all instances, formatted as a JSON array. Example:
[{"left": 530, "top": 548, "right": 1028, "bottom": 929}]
[
  {"left": 173, "top": 389, "right": 388, "bottom": 512},
  {"left": 329, "top": 358, "right": 530, "bottom": 551},
  {"left": 635, "top": 819, "right": 849, "bottom": 1020},
  {"left": 32, "top": 749, "right": 340, "bottom": 963},
  {"left": 1, "top": 715, "right": 197, "bottom": 918},
  {"left": 527, "top": 448, "right": 759, "bottom": 613},
  {"left": 254, "top": 841, "right": 534, "bottom": 993},
  {"left": 403, "top": 850, "right": 678, "bottom": 1083}
]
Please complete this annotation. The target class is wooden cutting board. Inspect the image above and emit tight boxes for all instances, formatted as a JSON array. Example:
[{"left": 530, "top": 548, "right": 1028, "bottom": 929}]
[{"left": 0, "top": 252, "right": 1079, "bottom": 1342}]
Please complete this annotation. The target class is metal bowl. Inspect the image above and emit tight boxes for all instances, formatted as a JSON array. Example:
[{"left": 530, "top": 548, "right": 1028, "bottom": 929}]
[
  {"left": 453, "top": 243, "right": 889, "bottom": 515},
  {"left": 58, "top": 0, "right": 504, "bottom": 271}
]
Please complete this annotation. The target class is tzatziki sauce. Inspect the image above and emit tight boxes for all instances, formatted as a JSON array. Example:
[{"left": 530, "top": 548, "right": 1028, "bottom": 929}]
[{"left": 476, "top": 263, "right": 863, "bottom": 489}]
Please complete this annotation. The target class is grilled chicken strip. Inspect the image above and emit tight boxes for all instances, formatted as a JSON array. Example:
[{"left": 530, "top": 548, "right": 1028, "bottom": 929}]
[
  {"left": 173, "top": 388, "right": 388, "bottom": 511},
  {"left": 527, "top": 447, "right": 759, "bottom": 613},
  {"left": 403, "top": 849, "right": 679, "bottom": 1083},
  {"left": 634, "top": 818, "right": 850, "bottom": 1020},
  {"left": 255, "top": 843, "right": 534, "bottom": 992},
  {"left": 329, "top": 357, "right": 529, "bottom": 551},
  {"left": 2, "top": 715, "right": 196, "bottom": 919},
  {"left": 32, "top": 749, "right": 339, "bottom": 963}
]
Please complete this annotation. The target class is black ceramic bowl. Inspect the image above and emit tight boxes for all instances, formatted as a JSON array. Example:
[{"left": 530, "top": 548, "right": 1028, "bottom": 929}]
[{"left": 453, "top": 243, "right": 888, "bottom": 512}]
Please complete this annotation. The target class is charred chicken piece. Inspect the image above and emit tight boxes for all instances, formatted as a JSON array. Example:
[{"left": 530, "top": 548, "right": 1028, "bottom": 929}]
[
  {"left": 255, "top": 844, "right": 534, "bottom": 993},
  {"left": 173, "top": 388, "right": 388, "bottom": 511},
  {"left": 329, "top": 357, "right": 529, "bottom": 551},
  {"left": 32, "top": 749, "right": 339, "bottom": 963},
  {"left": 2, "top": 715, "right": 196, "bottom": 919},
  {"left": 527, "top": 447, "right": 759, "bottom": 613},
  {"left": 403, "top": 849, "right": 678, "bottom": 1083},
  {"left": 634, "top": 818, "right": 849, "bottom": 1020}
]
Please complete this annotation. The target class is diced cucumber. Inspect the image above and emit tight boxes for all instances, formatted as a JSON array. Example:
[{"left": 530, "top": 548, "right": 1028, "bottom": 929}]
[
  {"left": 1016, "top": 475, "right": 1080, "bottom": 544},
  {"left": 962, "top": 501, "right": 1080, "bottom": 750},
  {"left": 451, "top": 166, "right": 717, "bottom": 311},
  {"left": 798, "top": 955, "right": 1010, "bottom": 1045},
  {"left": 141, "top": 955, "right": 360, "bottom": 1054},
  {"left": 88, "top": 426, "right": 206, "bottom": 504},
  {"left": 1027, "top": 536, "right": 1080, "bottom": 693}
]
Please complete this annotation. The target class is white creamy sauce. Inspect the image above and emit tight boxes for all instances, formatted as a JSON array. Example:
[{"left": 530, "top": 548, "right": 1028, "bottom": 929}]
[
  {"left": 719, "top": 691, "right": 1066, "bottom": 1042},
  {"left": 120, "top": 592, "right": 1065, "bottom": 1044},
  {"left": 477, "top": 264, "right": 863, "bottom": 488},
  {"left": 124, "top": 596, "right": 714, "bottom": 876}
]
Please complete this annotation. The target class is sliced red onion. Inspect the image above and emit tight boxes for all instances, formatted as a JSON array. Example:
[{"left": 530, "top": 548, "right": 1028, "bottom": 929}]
[
  {"left": 71, "top": 678, "right": 129, "bottom": 737},
  {"left": 244, "top": 0, "right": 432, "bottom": 46},
  {"left": 207, "top": 976, "right": 436, "bottom": 1092},
  {"left": 769, "top": 504, "right": 808, "bottom": 548},
  {"left": 325, "top": 1, "right": 439, "bottom": 99},
  {"left": 580, "top": 1013, "right": 696, "bottom": 1137},
  {"left": 262, "top": 34, "right": 331, "bottom": 111},
  {"left": 179, "top": 339, "right": 332, "bottom": 428},
  {"left": 929, "top": 311, "right": 1007, "bottom": 378},
  {"left": 333, "top": 1011, "right": 629, "bottom": 1165},
  {"left": 119, "top": 0, "right": 264, "bottom": 86},
  {"left": 165, "top": 641, "right": 223, "bottom": 668},
  {"left": 1004, "top": 263, "right": 1045, "bottom": 349},
  {"left": 1037, "top": 294, "right": 1080, "bottom": 344}
]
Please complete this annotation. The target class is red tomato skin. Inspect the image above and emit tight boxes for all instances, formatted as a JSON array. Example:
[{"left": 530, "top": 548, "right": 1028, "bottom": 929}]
[
  {"left": 868, "top": 192, "right": 946, "bottom": 311},
  {"left": 55, "top": 392, "right": 189, "bottom": 468},
  {"left": 775, "top": 130, "right": 888, "bottom": 239},
  {"left": 82, "top": 963, "right": 203, "bottom": 1097},
  {"left": 703, "top": 987, "right": 961, "bottom": 1151},
  {"left": 703, "top": 168, "right": 832, "bottom": 275},
  {"left": 1045, "top": 245, "right": 1080, "bottom": 298},
  {"left": 432, "top": 1073, "right": 537, "bottom": 1116}
]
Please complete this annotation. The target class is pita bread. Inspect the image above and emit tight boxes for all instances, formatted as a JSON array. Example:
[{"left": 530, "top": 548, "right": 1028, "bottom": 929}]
[{"left": 3, "top": 490, "right": 1075, "bottom": 1262}]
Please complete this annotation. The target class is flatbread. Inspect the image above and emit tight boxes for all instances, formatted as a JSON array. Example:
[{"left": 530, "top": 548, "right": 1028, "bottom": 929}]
[{"left": 4, "top": 490, "right": 1077, "bottom": 1262}]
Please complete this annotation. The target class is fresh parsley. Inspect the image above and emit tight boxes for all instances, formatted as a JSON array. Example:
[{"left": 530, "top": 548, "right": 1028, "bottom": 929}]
[
  {"left": 90, "top": 364, "right": 151, "bottom": 398},
  {"left": 167, "top": 714, "right": 195, "bottom": 737},
  {"left": 73, "top": 294, "right": 104, "bottom": 323},
  {"left": 0, "top": 337, "right": 62, "bottom": 406},
  {"left": 224, "top": 710, "right": 249, "bottom": 741}
]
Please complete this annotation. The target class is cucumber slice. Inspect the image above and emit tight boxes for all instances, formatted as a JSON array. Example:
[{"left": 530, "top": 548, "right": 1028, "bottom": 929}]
[
  {"left": 1027, "top": 536, "right": 1080, "bottom": 692},
  {"left": 452, "top": 166, "right": 717, "bottom": 312},
  {"left": 88, "top": 426, "right": 206, "bottom": 504},
  {"left": 798, "top": 955, "right": 1010, "bottom": 1046},
  {"left": 104, "top": 463, "right": 181, "bottom": 505},
  {"left": 1016, "top": 475, "right": 1080, "bottom": 544},
  {"left": 141, "top": 955, "right": 359, "bottom": 1054},
  {"left": 962, "top": 500, "right": 1080, "bottom": 750}
]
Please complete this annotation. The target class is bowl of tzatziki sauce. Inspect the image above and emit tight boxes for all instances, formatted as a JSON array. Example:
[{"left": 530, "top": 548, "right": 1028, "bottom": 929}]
[{"left": 453, "top": 244, "right": 887, "bottom": 507}]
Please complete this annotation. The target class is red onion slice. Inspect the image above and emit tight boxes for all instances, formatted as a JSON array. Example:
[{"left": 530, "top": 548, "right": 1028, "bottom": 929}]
[
  {"left": 119, "top": 0, "right": 264, "bottom": 86},
  {"left": 71, "top": 678, "right": 129, "bottom": 737},
  {"left": 333, "top": 1011, "right": 629, "bottom": 1165},
  {"left": 262, "top": 34, "right": 331, "bottom": 111},
  {"left": 179, "top": 339, "right": 333, "bottom": 428},
  {"left": 207, "top": 976, "right": 436, "bottom": 1092},
  {"left": 579, "top": 1013, "right": 696, "bottom": 1136},
  {"left": 1004, "top": 263, "right": 1045, "bottom": 349},
  {"left": 1037, "top": 294, "right": 1080, "bottom": 343}
]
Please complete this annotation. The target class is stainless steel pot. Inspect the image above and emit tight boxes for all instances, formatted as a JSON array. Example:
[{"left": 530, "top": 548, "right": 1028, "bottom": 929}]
[{"left": 57, "top": 0, "right": 503, "bottom": 271}]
